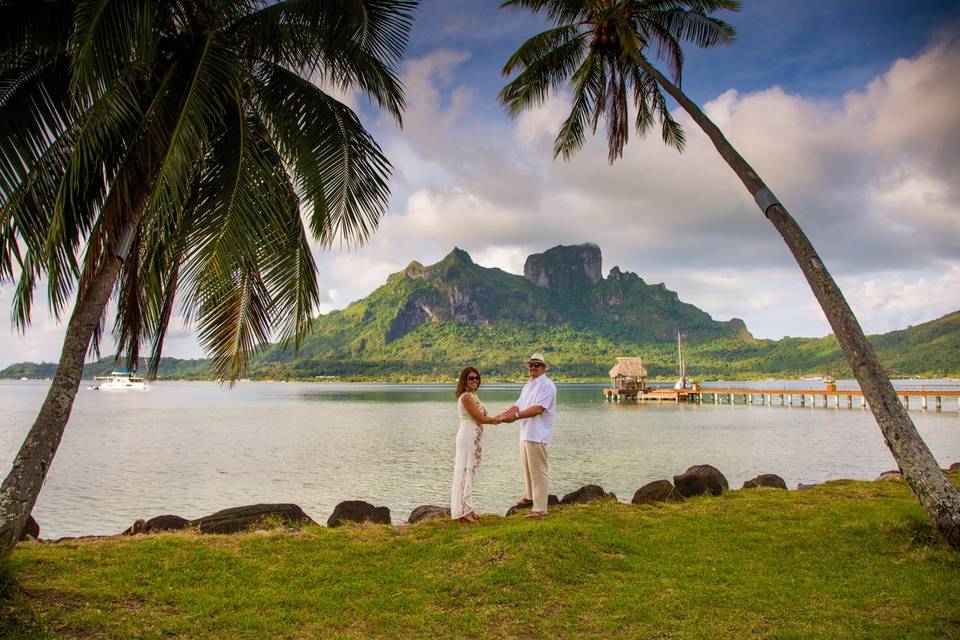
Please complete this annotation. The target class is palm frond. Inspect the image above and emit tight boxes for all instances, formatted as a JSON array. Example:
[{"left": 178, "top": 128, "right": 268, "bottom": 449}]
[
  {"left": 248, "top": 111, "right": 319, "bottom": 348},
  {"left": 631, "top": 64, "right": 657, "bottom": 138},
  {"left": 143, "top": 33, "right": 239, "bottom": 228},
  {"left": 113, "top": 230, "right": 143, "bottom": 371},
  {"left": 233, "top": 0, "right": 415, "bottom": 123},
  {"left": 500, "top": 0, "right": 587, "bottom": 25},
  {"left": 175, "top": 95, "right": 318, "bottom": 376},
  {"left": 195, "top": 263, "right": 273, "bottom": 383},
  {"left": 499, "top": 26, "right": 587, "bottom": 115},
  {"left": 255, "top": 60, "right": 391, "bottom": 247},
  {"left": 604, "top": 59, "right": 631, "bottom": 163},
  {"left": 553, "top": 52, "right": 602, "bottom": 160},
  {"left": 652, "top": 81, "right": 685, "bottom": 150},
  {"left": 0, "top": 53, "right": 82, "bottom": 324},
  {"left": 648, "top": 8, "right": 735, "bottom": 50},
  {"left": 642, "top": 18, "right": 686, "bottom": 85},
  {"left": 69, "top": 0, "right": 159, "bottom": 101}
]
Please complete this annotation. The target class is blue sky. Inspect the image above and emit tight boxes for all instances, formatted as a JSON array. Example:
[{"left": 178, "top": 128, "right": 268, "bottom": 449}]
[{"left": 2, "top": 0, "right": 960, "bottom": 366}]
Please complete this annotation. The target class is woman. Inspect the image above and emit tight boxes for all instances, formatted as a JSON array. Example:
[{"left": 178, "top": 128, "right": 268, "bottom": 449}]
[{"left": 451, "top": 367, "right": 501, "bottom": 523}]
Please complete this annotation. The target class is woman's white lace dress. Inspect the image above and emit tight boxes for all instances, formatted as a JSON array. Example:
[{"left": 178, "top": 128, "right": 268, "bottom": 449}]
[{"left": 451, "top": 392, "right": 485, "bottom": 518}]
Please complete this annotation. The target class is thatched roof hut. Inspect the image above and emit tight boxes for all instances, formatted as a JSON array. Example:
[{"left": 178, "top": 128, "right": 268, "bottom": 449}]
[{"left": 609, "top": 357, "right": 648, "bottom": 379}]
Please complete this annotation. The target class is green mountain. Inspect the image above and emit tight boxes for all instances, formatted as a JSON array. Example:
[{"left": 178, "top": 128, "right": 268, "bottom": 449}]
[
  {"left": 4, "top": 244, "right": 959, "bottom": 380},
  {"left": 250, "top": 244, "right": 750, "bottom": 379}
]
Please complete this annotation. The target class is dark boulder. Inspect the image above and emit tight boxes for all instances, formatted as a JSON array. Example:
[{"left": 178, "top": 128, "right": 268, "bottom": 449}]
[
  {"left": 875, "top": 470, "right": 902, "bottom": 481},
  {"left": 19, "top": 515, "right": 40, "bottom": 541},
  {"left": 506, "top": 495, "right": 559, "bottom": 516},
  {"left": 742, "top": 474, "right": 788, "bottom": 490},
  {"left": 194, "top": 503, "right": 315, "bottom": 534},
  {"left": 673, "top": 465, "right": 729, "bottom": 497},
  {"left": 408, "top": 505, "right": 450, "bottom": 524},
  {"left": 147, "top": 514, "right": 191, "bottom": 532},
  {"left": 327, "top": 500, "right": 391, "bottom": 527},
  {"left": 561, "top": 484, "right": 614, "bottom": 505},
  {"left": 124, "top": 519, "right": 148, "bottom": 535},
  {"left": 124, "top": 514, "right": 191, "bottom": 535},
  {"left": 632, "top": 480, "right": 683, "bottom": 504}
]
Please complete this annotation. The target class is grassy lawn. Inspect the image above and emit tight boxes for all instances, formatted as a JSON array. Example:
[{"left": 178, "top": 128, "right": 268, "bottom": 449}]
[{"left": 3, "top": 474, "right": 960, "bottom": 639}]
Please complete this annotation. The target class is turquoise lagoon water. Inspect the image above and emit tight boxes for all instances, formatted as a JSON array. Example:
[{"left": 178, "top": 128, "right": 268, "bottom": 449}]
[{"left": 1, "top": 379, "right": 959, "bottom": 538}]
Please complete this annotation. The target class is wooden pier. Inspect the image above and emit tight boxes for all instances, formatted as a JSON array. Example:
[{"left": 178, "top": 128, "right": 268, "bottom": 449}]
[
  {"left": 604, "top": 388, "right": 692, "bottom": 402},
  {"left": 604, "top": 386, "right": 960, "bottom": 411}
]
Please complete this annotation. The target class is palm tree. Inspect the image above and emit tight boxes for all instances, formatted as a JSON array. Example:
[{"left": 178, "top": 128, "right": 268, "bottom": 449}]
[
  {"left": 0, "top": 0, "right": 417, "bottom": 556},
  {"left": 499, "top": 0, "right": 960, "bottom": 546}
]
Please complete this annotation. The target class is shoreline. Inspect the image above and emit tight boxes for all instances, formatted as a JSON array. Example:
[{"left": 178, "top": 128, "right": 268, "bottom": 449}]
[{"left": 6, "top": 474, "right": 960, "bottom": 639}]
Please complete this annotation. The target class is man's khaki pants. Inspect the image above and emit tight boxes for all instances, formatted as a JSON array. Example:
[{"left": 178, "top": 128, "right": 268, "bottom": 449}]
[{"left": 520, "top": 440, "right": 549, "bottom": 512}]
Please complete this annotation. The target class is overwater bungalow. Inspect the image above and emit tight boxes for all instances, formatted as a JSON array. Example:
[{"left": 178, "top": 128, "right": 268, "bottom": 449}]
[{"left": 605, "top": 357, "right": 648, "bottom": 400}]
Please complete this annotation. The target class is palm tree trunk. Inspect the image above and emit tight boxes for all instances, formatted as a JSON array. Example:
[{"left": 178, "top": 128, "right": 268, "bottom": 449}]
[
  {"left": 638, "top": 58, "right": 960, "bottom": 547},
  {"left": 0, "top": 224, "right": 135, "bottom": 557}
]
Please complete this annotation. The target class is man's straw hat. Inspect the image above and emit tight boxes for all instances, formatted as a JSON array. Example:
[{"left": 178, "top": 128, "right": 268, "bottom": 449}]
[{"left": 527, "top": 353, "right": 549, "bottom": 371}]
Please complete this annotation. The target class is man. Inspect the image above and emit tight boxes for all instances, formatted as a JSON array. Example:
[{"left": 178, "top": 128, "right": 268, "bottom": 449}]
[{"left": 500, "top": 353, "right": 557, "bottom": 519}]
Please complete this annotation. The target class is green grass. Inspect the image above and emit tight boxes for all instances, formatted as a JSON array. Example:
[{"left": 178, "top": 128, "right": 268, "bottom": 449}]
[{"left": 4, "top": 475, "right": 960, "bottom": 639}]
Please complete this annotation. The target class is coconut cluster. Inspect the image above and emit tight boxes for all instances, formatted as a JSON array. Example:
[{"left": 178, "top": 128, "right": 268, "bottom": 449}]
[{"left": 590, "top": 19, "right": 621, "bottom": 56}]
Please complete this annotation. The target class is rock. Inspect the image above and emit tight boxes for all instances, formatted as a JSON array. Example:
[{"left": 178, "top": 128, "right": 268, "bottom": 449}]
[
  {"left": 631, "top": 480, "right": 683, "bottom": 504},
  {"left": 560, "top": 484, "right": 613, "bottom": 505},
  {"left": 327, "top": 500, "right": 391, "bottom": 527},
  {"left": 193, "top": 503, "right": 315, "bottom": 533},
  {"left": 124, "top": 519, "right": 148, "bottom": 535},
  {"left": 506, "top": 495, "right": 559, "bottom": 516},
  {"left": 948, "top": 462, "right": 960, "bottom": 472},
  {"left": 408, "top": 505, "right": 450, "bottom": 524},
  {"left": 524, "top": 243, "right": 602, "bottom": 290},
  {"left": 673, "top": 465, "right": 729, "bottom": 497},
  {"left": 742, "top": 474, "right": 788, "bottom": 490},
  {"left": 147, "top": 514, "right": 191, "bottom": 532},
  {"left": 19, "top": 515, "right": 40, "bottom": 541},
  {"left": 124, "top": 514, "right": 191, "bottom": 535},
  {"left": 875, "top": 470, "right": 902, "bottom": 481}
]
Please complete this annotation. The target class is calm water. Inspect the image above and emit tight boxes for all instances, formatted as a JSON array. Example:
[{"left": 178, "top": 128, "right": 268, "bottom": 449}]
[{"left": 2, "top": 379, "right": 959, "bottom": 539}]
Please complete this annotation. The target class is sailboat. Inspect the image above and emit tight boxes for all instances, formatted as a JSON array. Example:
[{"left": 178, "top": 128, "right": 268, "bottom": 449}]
[
  {"left": 90, "top": 370, "right": 148, "bottom": 391},
  {"left": 674, "top": 332, "right": 688, "bottom": 390}
]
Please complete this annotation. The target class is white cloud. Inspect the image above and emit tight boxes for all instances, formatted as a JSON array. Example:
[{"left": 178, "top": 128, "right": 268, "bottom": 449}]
[
  {"left": 304, "top": 39, "right": 960, "bottom": 342},
  {"left": 5, "top": 37, "right": 960, "bottom": 366},
  {"left": 840, "top": 265, "right": 960, "bottom": 335}
]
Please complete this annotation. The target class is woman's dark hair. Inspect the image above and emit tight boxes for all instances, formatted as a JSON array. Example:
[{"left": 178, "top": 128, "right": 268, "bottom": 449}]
[{"left": 455, "top": 366, "right": 481, "bottom": 398}]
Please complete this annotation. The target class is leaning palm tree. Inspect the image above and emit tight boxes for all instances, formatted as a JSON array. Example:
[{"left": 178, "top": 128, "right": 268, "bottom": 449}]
[
  {"left": 499, "top": 0, "right": 960, "bottom": 546},
  {"left": 0, "top": 0, "right": 417, "bottom": 556}
]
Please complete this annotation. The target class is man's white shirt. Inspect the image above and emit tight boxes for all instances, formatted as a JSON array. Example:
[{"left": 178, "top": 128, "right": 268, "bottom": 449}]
[{"left": 517, "top": 374, "right": 557, "bottom": 444}]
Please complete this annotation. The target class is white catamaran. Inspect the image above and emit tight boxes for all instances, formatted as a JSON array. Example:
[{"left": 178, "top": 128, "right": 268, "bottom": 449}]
[{"left": 90, "top": 371, "right": 148, "bottom": 391}]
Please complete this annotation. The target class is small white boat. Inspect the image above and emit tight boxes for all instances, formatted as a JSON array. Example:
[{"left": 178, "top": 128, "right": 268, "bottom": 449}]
[{"left": 91, "top": 371, "right": 148, "bottom": 391}]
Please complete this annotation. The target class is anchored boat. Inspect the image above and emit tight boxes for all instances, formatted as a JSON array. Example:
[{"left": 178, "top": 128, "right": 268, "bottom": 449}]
[{"left": 90, "top": 371, "right": 148, "bottom": 391}]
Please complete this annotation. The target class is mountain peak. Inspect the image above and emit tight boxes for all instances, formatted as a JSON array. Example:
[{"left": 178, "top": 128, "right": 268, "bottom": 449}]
[
  {"left": 524, "top": 243, "right": 602, "bottom": 289},
  {"left": 442, "top": 247, "right": 474, "bottom": 266}
]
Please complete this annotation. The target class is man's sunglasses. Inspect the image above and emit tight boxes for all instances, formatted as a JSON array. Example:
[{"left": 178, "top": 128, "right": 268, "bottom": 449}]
[
  {"left": 466, "top": 375, "right": 481, "bottom": 381},
  {"left": 527, "top": 363, "right": 544, "bottom": 369}
]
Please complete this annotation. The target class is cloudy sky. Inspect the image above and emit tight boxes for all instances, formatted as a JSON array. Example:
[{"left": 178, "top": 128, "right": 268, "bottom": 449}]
[{"left": 2, "top": 0, "right": 960, "bottom": 366}]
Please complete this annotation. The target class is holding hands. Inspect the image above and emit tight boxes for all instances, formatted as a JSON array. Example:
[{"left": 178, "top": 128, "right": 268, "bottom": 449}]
[{"left": 492, "top": 407, "right": 520, "bottom": 424}]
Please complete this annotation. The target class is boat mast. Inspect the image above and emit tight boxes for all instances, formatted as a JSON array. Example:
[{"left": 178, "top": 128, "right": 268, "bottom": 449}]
[{"left": 676, "top": 331, "right": 686, "bottom": 387}]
